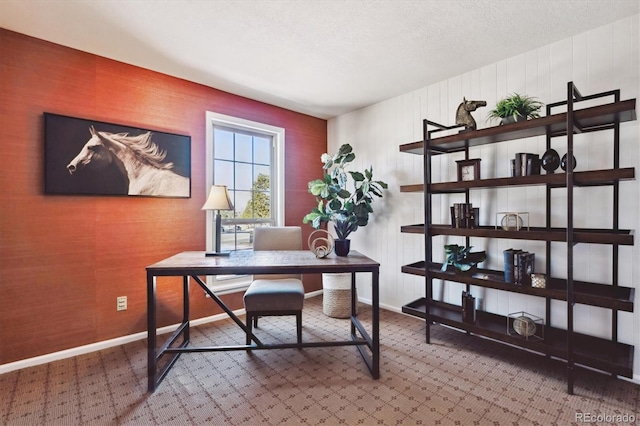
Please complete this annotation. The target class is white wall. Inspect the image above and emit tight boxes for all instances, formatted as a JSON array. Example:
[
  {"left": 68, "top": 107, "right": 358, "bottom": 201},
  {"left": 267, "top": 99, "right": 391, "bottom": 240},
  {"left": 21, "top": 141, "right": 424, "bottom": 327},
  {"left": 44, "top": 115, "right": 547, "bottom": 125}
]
[{"left": 329, "top": 15, "right": 640, "bottom": 380}]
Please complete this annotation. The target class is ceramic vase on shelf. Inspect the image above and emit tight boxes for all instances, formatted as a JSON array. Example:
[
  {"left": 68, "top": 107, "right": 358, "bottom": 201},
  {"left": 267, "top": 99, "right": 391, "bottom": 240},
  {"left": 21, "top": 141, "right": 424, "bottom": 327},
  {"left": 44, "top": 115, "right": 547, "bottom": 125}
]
[
  {"left": 561, "top": 153, "right": 577, "bottom": 171},
  {"left": 541, "top": 148, "right": 560, "bottom": 173}
]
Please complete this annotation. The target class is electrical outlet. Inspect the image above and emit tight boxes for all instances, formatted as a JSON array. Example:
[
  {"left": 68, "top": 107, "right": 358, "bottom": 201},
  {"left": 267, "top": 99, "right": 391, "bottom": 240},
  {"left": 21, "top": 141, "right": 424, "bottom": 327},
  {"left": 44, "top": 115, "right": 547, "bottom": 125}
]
[{"left": 116, "top": 296, "right": 127, "bottom": 311}]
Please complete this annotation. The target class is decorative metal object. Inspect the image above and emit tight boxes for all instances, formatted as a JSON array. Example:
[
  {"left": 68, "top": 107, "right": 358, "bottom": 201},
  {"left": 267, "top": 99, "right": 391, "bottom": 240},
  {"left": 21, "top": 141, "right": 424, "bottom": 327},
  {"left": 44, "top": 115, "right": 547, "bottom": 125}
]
[
  {"left": 507, "top": 311, "right": 544, "bottom": 340},
  {"left": 513, "top": 316, "right": 537, "bottom": 336},
  {"left": 501, "top": 214, "right": 523, "bottom": 231},
  {"left": 496, "top": 212, "right": 529, "bottom": 231},
  {"left": 455, "top": 98, "right": 487, "bottom": 131},
  {"left": 308, "top": 229, "right": 334, "bottom": 258}
]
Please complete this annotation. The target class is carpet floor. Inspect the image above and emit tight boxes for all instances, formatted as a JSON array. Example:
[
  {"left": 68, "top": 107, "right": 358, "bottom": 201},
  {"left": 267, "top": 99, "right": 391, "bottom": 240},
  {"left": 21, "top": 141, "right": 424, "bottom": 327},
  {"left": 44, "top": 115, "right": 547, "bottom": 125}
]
[{"left": 1, "top": 296, "right": 639, "bottom": 425}]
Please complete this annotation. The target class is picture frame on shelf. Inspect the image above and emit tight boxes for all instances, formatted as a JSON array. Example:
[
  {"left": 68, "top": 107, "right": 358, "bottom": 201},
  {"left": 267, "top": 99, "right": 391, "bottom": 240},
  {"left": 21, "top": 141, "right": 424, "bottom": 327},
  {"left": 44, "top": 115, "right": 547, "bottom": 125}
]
[{"left": 456, "top": 158, "right": 481, "bottom": 181}]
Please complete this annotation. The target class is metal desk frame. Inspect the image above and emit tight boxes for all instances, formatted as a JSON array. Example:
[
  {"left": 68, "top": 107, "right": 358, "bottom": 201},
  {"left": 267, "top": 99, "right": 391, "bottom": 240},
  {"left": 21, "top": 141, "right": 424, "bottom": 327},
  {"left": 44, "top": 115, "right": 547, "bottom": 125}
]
[{"left": 146, "top": 250, "right": 380, "bottom": 392}]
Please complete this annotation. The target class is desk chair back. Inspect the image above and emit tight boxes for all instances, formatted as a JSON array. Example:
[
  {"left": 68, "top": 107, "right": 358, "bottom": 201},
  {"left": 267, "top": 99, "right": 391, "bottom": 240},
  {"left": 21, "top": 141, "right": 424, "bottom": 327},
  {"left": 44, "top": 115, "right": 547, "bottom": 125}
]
[{"left": 252, "top": 226, "right": 303, "bottom": 280}]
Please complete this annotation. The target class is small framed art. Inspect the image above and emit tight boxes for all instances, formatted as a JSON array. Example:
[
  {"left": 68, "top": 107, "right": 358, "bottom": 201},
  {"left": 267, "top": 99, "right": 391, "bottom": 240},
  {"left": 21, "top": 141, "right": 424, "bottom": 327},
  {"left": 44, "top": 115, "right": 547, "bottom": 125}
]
[{"left": 456, "top": 158, "right": 481, "bottom": 182}]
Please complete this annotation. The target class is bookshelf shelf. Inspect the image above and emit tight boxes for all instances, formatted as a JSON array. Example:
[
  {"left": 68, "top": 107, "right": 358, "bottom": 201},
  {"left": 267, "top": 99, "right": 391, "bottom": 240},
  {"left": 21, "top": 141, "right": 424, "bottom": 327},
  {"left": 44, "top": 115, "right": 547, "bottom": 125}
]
[{"left": 401, "top": 299, "right": 634, "bottom": 378}]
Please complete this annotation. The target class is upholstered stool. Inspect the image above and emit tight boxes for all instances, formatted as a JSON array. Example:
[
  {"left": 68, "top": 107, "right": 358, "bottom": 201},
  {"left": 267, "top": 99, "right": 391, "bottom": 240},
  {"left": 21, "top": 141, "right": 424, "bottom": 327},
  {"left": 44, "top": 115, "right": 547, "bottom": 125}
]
[{"left": 244, "top": 278, "right": 304, "bottom": 345}]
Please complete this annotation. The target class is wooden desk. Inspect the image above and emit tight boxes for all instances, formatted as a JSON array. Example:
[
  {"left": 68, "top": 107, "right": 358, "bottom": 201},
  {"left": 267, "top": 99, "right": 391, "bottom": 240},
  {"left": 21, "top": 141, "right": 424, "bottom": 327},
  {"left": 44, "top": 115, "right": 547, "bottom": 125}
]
[{"left": 146, "top": 250, "right": 380, "bottom": 392}]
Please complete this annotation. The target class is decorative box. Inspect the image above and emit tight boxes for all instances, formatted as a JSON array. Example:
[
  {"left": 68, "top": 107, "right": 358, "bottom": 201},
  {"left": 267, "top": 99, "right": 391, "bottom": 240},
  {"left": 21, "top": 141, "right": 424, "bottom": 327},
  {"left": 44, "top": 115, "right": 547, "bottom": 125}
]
[
  {"left": 531, "top": 273, "right": 546, "bottom": 288},
  {"left": 507, "top": 312, "right": 544, "bottom": 341}
]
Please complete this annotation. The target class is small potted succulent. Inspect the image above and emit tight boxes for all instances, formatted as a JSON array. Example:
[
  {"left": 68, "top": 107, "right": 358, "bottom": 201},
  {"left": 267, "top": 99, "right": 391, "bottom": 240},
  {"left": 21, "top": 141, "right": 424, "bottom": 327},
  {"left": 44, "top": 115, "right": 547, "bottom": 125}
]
[
  {"left": 303, "top": 144, "right": 387, "bottom": 256},
  {"left": 487, "top": 93, "right": 544, "bottom": 125}
]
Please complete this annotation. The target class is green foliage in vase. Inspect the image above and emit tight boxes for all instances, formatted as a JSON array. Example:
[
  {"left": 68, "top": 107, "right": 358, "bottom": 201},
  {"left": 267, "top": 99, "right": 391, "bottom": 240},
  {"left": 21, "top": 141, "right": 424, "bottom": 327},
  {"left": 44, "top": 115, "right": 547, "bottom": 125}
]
[
  {"left": 303, "top": 144, "right": 388, "bottom": 240},
  {"left": 441, "top": 244, "right": 487, "bottom": 272},
  {"left": 487, "top": 93, "right": 544, "bottom": 123}
]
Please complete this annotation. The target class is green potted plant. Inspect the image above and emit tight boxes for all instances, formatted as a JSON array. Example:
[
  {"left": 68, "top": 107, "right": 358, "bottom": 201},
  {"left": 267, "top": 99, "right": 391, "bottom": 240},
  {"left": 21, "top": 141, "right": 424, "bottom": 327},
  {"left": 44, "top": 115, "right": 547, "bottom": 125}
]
[
  {"left": 487, "top": 93, "right": 544, "bottom": 125},
  {"left": 303, "top": 144, "right": 387, "bottom": 256}
]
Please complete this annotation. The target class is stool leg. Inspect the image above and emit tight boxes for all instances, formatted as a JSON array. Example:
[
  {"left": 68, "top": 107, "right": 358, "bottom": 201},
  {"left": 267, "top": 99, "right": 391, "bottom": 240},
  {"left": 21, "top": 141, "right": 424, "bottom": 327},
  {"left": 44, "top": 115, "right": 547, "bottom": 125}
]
[
  {"left": 253, "top": 316, "right": 259, "bottom": 328},
  {"left": 296, "top": 311, "right": 302, "bottom": 346}
]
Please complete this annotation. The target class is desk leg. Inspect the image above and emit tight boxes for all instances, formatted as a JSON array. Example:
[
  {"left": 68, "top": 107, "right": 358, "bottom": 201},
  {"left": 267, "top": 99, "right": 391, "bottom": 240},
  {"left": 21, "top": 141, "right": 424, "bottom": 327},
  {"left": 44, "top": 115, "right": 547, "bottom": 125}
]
[
  {"left": 147, "top": 275, "right": 191, "bottom": 392},
  {"left": 372, "top": 268, "right": 380, "bottom": 379},
  {"left": 350, "top": 269, "right": 380, "bottom": 380},
  {"left": 183, "top": 276, "right": 190, "bottom": 342},
  {"left": 350, "top": 272, "right": 357, "bottom": 335},
  {"left": 147, "top": 273, "right": 157, "bottom": 392}
]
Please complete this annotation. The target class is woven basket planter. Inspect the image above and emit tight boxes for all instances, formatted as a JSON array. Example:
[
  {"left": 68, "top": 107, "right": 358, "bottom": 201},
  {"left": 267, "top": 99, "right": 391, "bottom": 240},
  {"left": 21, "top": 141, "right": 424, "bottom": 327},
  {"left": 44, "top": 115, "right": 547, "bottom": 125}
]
[{"left": 322, "top": 273, "right": 357, "bottom": 318}]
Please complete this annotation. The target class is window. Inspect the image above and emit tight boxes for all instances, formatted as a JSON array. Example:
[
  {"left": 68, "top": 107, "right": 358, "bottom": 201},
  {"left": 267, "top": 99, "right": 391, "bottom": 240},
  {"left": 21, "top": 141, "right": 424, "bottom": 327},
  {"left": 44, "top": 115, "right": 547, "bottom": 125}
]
[
  {"left": 205, "top": 112, "right": 285, "bottom": 292},
  {"left": 213, "top": 126, "right": 274, "bottom": 250}
]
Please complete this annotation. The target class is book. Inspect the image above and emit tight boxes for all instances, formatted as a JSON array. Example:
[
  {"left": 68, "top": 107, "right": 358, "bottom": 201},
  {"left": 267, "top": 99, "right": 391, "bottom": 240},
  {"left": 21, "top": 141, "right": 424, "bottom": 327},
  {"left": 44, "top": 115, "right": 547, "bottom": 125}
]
[
  {"left": 520, "top": 153, "right": 528, "bottom": 176},
  {"left": 521, "top": 252, "right": 535, "bottom": 285},
  {"left": 514, "top": 251, "right": 535, "bottom": 285},
  {"left": 456, "top": 203, "right": 462, "bottom": 228},
  {"left": 513, "top": 250, "right": 529, "bottom": 285},
  {"left": 503, "top": 248, "right": 523, "bottom": 283},
  {"left": 463, "top": 203, "right": 472, "bottom": 228},
  {"left": 526, "top": 155, "right": 541, "bottom": 175},
  {"left": 515, "top": 153, "right": 541, "bottom": 176},
  {"left": 452, "top": 203, "right": 474, "bottom": 228},
  {"left": 514, "top": 153, "right": 523, "bottom": 177},
  {"left": 461, "top": 291, "right": 476, "bottom": 323}
]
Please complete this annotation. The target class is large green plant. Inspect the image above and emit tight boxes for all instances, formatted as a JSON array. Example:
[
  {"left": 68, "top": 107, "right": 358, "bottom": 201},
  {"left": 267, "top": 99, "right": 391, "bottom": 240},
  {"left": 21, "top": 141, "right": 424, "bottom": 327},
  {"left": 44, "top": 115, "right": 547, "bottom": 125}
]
[
  {"left": 303, "top": 144, "right": 387, "bottom": 239},
  {"left": 487, "top": 93, "right": 543, "bottom": 123}
]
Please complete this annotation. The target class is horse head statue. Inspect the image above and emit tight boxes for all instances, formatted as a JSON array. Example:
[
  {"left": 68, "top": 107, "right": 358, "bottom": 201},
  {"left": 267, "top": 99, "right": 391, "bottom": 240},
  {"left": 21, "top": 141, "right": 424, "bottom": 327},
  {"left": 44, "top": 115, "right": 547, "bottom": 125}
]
[{"left": 455, "top": 97, "right": 487, "bottom": 131}]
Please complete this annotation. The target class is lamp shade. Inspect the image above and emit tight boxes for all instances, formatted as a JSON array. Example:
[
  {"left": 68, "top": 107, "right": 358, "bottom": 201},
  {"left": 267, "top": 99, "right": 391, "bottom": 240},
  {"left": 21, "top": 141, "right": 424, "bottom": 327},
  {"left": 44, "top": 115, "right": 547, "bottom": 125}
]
[{"left": 202, "top": 185, "right": 234, "bottom": 211}]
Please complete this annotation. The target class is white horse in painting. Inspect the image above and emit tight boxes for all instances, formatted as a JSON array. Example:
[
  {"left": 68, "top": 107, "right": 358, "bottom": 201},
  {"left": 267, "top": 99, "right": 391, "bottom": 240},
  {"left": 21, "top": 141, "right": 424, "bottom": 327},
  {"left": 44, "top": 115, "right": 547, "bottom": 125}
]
[{"left": 67, "top": 126, "right": 189, "bottom": 197}]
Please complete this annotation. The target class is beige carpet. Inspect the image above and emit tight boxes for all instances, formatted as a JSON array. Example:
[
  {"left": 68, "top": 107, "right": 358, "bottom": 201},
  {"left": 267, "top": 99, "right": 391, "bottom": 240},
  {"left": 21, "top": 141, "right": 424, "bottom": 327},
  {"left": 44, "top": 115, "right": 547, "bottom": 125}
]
[{"left": 1, "top": 296, "right": 639, "bottom": 425}]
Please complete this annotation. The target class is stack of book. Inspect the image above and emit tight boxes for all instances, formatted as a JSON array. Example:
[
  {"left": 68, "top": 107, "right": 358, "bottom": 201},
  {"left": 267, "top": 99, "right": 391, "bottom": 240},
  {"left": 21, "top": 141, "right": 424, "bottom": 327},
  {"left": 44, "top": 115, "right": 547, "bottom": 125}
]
[
  {"left": 450, "top": 203, "right": 479, "bottom": 228},
  {"left": 503, "top": 249, "right": 535, "bottom": 285},
  {"left": 461, "top": 291, "right": 476, "bottom": 323},
  {"left": 511, "top": 153, "right": 541, "bottom": 177}
]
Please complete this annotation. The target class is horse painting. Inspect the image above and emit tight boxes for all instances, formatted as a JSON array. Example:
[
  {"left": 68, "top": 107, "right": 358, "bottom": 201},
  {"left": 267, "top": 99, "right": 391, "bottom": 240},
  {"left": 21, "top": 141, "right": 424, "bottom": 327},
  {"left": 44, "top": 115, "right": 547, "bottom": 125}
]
[
  {"left": 67, "top": 126, "right": 189, "bottom": 197},
  {"left": 455, "top": 98, "right": 487, "bottom": 131}
]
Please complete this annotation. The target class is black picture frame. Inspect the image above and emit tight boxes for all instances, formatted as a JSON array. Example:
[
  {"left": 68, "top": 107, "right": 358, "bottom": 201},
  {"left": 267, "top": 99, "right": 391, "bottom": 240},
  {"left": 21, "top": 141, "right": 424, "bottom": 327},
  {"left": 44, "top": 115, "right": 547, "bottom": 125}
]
[
  {"left": 456, "top": 158, "right": 481, "bottom": 182},
  {"left": 44, "top": 113, "right": 191, "bottom": 198}
]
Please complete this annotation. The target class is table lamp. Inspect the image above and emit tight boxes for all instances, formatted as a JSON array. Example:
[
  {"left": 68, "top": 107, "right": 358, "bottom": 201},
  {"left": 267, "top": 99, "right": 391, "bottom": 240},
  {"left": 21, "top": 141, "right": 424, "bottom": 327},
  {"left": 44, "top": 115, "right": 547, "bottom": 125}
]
[{"left": 202, "top": 185, "right": 234, "bottom": 256}]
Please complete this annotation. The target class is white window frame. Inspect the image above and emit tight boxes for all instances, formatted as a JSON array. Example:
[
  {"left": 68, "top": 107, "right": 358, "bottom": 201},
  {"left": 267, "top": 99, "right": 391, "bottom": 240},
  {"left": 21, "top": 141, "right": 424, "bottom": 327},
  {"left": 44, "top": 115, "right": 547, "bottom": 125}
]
[{"left": 205, "top": 111, "right": 285, "bottom": 294}]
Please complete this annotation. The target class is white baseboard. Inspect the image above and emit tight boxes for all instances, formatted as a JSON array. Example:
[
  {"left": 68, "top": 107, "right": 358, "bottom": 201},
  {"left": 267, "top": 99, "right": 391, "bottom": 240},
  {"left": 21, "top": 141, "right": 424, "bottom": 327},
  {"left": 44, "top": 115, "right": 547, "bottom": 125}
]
[{"left": 0, "top": 292, "right": 323, "bottom": 375}]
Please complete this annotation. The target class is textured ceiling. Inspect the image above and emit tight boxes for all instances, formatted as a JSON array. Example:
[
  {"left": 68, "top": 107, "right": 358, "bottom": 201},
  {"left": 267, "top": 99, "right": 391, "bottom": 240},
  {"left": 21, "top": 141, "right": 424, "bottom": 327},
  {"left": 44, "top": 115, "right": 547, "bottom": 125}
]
[{"left": 1, "top": 0, "right": 638, "bottom": 119}]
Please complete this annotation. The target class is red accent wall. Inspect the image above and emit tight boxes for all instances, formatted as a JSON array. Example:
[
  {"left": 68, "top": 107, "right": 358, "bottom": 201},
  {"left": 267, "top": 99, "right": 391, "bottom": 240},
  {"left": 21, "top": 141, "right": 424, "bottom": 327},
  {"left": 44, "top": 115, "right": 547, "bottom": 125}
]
[{"left": 0, "top": 29, "right": 326, "bottom": 364}]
